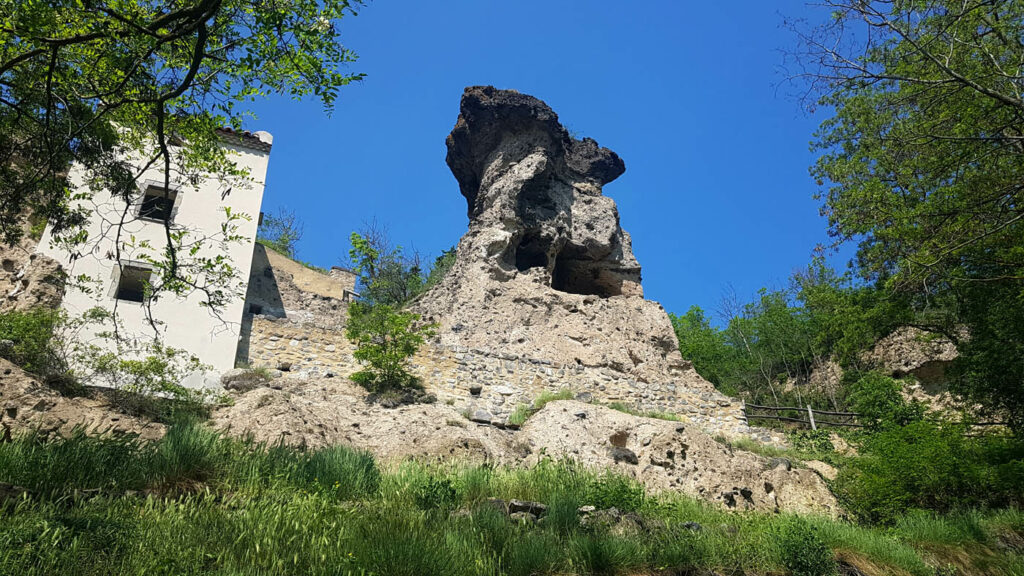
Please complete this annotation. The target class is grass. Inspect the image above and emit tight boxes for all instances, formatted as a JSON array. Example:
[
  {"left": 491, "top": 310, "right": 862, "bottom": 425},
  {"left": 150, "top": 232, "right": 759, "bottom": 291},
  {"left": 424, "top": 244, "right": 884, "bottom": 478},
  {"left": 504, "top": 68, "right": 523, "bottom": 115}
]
[
  {"left": 714, "top": 430, "right": 841, "bottom": 467},
  {"left": 507, "top": 389, "right": 574, "bottom": 426},
  {"left": 507, "top": 391, "right": 684, "bottom": 427},
  {"left": 0, "top": 421, "right": 1021, "bottom": 576},
  {"left": 603, "top": 401, "right": 682, "bottom": 422}
]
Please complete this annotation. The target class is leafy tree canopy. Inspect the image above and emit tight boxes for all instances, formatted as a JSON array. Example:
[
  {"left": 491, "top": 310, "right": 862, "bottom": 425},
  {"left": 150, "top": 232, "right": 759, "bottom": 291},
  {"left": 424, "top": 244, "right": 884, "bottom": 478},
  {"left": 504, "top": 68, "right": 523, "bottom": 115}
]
[
  {"left": 793, "top": 0, "right": 1024, "bottom": 429},
  {"left": 1, "top": 0, "right": 363, "bottom": 309}
]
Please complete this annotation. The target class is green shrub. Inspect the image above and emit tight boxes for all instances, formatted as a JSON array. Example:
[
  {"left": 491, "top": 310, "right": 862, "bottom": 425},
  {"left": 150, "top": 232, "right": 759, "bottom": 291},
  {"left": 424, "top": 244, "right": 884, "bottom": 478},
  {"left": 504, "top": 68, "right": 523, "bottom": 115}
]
[
  {"left": 847, "top": 371, "right": 925, "bottom": 429},
  {"left": 300, "top": 444, "right": 380, "bottom": 500},
  {"left": 588, "top": 472, "right": 645, "bottom": 512},
  {"left": 835, "top": 420, "right": 1024, "bottom": 524},
  {"left": 413, "top": 476, "right": 458, "bottom": 511},
  {"left": 777, "top": 517, "right": 837, "bottom": 576},
  {"left": 0, "top": 308, "right": 62, "bottom": 375},
  {"left": 345, "top": 301, "right": 434, "bottom": 393}
]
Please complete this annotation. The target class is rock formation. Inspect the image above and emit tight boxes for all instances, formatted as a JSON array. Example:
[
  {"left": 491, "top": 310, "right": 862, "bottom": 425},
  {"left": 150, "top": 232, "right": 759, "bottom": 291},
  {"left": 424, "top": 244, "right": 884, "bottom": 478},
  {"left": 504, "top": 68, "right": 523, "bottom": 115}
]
[
  {"left": 0, "top": 234, "right": 64, "bottom": 313},
  {"left": 414, "top": 86, "right": 713, "bottom": 395},
  {"left": 214, "top": 382, "right": 838, "bottom": 515},
  {"left": 0, "top": 358, "right": 164, "bottom": 441}
]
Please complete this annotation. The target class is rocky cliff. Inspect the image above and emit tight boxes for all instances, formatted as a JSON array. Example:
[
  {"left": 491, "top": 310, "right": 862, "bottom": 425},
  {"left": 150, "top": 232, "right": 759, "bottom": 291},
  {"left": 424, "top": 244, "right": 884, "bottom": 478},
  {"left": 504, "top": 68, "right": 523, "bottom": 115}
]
[{"left": 414, "top": 86, "right": 713, "bottom": 395}]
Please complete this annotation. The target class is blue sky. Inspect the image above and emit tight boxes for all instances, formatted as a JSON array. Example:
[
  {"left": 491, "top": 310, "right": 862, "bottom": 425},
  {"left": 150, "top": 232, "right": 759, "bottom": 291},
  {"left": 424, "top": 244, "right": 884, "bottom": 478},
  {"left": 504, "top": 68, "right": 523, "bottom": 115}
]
[{"left": 248, "top": 0, "right": 850, "bottom": 321}]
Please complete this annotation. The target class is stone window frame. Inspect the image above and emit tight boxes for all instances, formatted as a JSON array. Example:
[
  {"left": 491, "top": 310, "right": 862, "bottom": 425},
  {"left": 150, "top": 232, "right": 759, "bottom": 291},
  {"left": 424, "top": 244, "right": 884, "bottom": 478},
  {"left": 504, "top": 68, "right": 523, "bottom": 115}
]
[
  {"left": 135, "top": 179, "right": 184, "bottom": 225},
  {"left": 108, "top": 259, "right": 155, "bottom": 305}
]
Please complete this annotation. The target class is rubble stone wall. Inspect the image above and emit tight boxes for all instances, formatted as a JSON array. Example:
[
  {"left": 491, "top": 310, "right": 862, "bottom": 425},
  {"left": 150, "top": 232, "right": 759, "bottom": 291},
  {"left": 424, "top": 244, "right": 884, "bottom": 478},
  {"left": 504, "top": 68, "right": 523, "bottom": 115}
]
[{"left": 240, "top": 314, "right": 755, "bottom": 439}]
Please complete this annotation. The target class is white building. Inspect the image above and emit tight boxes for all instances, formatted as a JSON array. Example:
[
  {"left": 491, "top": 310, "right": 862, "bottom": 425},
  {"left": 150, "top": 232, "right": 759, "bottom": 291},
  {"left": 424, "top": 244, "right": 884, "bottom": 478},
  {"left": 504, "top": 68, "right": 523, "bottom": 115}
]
[{"left": 36, "top": 129, "right": 273, "bottom": 387}]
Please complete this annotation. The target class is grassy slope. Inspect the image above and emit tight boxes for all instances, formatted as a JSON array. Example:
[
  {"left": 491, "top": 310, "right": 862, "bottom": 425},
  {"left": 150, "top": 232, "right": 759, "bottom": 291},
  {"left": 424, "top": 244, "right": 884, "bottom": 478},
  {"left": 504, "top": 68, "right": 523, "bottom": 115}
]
[{"left": 0, "top": 421, "right": 1020, "bottom": 576}]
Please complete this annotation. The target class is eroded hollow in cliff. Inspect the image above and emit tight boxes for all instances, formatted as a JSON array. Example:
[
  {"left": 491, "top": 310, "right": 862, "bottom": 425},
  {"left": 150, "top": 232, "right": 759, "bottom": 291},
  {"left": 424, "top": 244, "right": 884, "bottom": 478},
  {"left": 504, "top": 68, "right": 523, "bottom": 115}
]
[
  {"left": 552, "top": 254, "right": 622, "bottom": 297},
  {"left": 514, "top": 232, "right": 549, "bottom": 271}
]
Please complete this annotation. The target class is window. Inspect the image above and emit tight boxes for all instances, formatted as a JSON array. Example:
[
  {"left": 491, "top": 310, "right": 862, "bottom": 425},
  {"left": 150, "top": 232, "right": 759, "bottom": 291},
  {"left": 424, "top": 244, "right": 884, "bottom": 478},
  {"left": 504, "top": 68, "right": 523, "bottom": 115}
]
[
  {"left": 115, "top": 265, "right": 151, "bottom": 303},
  {"left": 248, "top": 303, "right": 263, "bottom": 315},
  {"left": 139, "top": 187, "right": 177, "bottom": 222}
]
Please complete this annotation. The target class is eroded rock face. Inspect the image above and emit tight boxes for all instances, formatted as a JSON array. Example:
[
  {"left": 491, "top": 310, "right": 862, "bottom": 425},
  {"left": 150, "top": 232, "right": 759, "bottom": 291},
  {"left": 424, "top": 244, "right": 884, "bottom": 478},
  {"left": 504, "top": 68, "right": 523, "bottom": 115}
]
[
  {"left": 415, "top": 86, "right": 710, "bottom": 388},
  {"left": 0, "top": 359, "right": 164, "bottom": 441},
  {"left": 213, "top": 383, "right": 838, "bottom": 515},
  {"left": 0, "top": 236, "right": 64, "bottom": 313}
]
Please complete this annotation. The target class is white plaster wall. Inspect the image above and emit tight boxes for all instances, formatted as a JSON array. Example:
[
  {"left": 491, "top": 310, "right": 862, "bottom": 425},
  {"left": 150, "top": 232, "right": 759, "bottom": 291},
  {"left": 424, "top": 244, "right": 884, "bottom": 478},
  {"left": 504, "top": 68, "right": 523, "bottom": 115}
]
[{"left": 36, "top": 136, "right": 271, "bottom": 388}]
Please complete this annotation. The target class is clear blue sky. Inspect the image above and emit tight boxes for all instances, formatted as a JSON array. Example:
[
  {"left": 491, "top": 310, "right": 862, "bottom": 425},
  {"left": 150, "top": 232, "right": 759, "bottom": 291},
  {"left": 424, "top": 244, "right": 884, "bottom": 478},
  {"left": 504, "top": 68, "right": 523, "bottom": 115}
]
[{"left": 247, "top": 0, "right": 850, "bottom": 321}]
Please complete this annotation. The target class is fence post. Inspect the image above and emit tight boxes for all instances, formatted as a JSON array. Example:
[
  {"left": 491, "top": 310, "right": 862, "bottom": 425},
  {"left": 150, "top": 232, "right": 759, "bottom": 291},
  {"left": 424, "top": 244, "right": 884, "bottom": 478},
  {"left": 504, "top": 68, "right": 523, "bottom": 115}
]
[{"left": 807, "top": 405, "right": 817, "bottom": 431}]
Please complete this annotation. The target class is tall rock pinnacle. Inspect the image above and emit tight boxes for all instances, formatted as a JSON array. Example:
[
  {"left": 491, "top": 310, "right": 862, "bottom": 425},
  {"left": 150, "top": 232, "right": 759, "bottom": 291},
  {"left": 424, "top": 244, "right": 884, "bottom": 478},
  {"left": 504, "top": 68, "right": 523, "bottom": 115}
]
[{"left": 414, "top": 86, "right": 715, "bottom": 393}]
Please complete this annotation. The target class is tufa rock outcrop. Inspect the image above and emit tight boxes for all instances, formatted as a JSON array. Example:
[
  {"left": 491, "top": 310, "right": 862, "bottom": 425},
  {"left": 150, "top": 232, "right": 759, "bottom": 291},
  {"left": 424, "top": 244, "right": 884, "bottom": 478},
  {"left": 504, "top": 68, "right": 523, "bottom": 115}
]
[
  {"left": 214, "top": 382, "right": 838, "bottom": 515},
  {"left": 414, "top": 86, "right": 713, "bottom": 395},
  {"left": 0, "top": 234, "right": 64, "bottom": 313}
]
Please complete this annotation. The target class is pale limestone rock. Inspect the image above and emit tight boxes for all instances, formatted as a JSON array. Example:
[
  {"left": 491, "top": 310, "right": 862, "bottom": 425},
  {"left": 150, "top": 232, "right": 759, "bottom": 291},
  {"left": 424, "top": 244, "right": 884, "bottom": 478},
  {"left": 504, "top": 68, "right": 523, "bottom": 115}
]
[
  {"left": 413, "top": 86, "right": 715, "bottom": 393},
  {"left": 0, "top": 359, "right": 164, "bottom": 441}
]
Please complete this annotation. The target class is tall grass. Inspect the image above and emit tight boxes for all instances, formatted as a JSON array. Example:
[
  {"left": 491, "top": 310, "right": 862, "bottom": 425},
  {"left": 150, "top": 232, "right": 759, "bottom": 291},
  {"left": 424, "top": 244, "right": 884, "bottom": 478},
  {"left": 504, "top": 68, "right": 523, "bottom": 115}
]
[{"left": 0, "top": 421, "right": 1020, "bottom": 576}]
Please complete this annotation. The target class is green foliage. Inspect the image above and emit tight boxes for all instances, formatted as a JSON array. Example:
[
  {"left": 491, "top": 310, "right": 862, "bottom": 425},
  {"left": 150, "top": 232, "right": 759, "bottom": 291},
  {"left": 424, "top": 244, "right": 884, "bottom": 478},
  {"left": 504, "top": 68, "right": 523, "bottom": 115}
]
[
  {"left": 413, "top": 476, "right": 459, "bottom": 511},
  {"left": 0, "top": 428, "right": 152, "bottom": 495},
  {"left": 256, "top": 208, "right": 304, "bottom": 260},
  {"left": 1, "top": 0, "right": 364, "bottom": 312},
  {"left": 507, "top": 389, "right": 575, "bottom": 425},
  {"left": 951, "top": 279, "right": 1024, "bottom": 431},
  {"left": 669, "top": 306, "right": 732, "bottom": 390},
  {"left": 0, "top": 308, "right": 62, "bottom": 376},
  {"left": 348, "top": 230, "right": 425, "bottom": 307},
  {"left": 6, "top": 424, "right": 1024, "bottom": 575},
  {"left": 670, "top": 260, "right": 912, "bottom": 408},
  {"left": 604, "top": 401, "right": 681, "bottom": 422},
  {"left": 846, "top": 372, "right": 926, "bottom": 430},
  {"left": 587, "top": 472, "right": 646, "bottom": 512},
  {"left": 776, "top": 517, "right": 837, "bottom": 576},
  {"left": 797, "top": 0, "right": 1024, "bottom": 430},
  {"left": 507, "top": 404, "right": 533, "bottom": 427},
  {"left": 835, "top": 422, "right": 1024, "bottom": 525},
  {"left": 345, "top": 301, "right": 434, "bottom": 393},
  {"left": 423, "top": 246, "right": 456, "bottom": 291}
]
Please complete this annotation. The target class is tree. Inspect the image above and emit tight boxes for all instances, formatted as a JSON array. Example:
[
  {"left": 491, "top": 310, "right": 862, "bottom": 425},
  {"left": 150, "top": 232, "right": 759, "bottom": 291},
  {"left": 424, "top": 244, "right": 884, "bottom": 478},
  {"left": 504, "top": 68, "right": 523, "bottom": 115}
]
[
  {"left": 669, "top": 306, "right": 733, "bottom": 393},
  {"left": 257, "top": 208, "right": 304, "bottom": 259},
  {"left": 345, "top": 301, "right": 433, "bottom": 393},
  {"left": 792, "top": 1, "right": 1024, "bottom": 429},
  {"left": 423, "top": 246, "right": 456, "bottom": 292},
  {"left": 348, "top": 226, "right": 424, "bottom": 306},
  {"left": 1, "top": 0, "right": 364, "bottom": 312}
]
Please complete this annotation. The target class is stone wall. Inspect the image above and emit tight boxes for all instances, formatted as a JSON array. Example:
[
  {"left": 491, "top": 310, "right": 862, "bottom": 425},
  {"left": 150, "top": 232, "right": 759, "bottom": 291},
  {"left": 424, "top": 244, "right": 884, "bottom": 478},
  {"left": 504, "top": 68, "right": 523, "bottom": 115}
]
[
  {"left": 240, "top": 314, "right": 755, "bottom": 440},
  {"left": 0, "top": 231, "right": 64, "bottom": 313}
]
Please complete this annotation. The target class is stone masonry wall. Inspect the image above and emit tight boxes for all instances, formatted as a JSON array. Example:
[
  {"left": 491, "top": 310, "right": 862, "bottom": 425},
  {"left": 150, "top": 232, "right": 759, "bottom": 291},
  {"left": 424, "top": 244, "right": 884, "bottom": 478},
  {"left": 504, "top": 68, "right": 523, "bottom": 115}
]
[{"left": 241, "top": 314, "right": 757, "bottom": 440}]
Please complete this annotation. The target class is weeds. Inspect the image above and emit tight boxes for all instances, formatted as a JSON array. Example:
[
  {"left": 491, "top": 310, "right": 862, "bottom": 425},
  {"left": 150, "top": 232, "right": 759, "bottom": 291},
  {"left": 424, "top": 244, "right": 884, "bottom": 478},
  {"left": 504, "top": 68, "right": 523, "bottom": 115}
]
[{"left": 0, "top": 421, "right": 1020, "bottom": 576}]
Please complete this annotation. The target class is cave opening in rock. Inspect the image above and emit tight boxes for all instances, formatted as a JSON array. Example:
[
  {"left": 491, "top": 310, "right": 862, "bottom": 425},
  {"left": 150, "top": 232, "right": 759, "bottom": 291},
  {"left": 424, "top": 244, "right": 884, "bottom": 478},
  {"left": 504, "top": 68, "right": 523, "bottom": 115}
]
[
  {"left": 514, "top": 233, "right": 549, "bottom": 271},
  {"left": 552, "top": 253, "right": 622, "bottom": 297}
]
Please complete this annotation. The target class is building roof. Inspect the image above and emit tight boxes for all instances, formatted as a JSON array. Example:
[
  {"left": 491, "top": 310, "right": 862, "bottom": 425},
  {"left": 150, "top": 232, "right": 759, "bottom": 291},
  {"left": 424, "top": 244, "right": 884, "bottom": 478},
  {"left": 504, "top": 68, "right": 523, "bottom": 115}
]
[{"left": 215, "top": 127, "right": 273, "bottom": 153}]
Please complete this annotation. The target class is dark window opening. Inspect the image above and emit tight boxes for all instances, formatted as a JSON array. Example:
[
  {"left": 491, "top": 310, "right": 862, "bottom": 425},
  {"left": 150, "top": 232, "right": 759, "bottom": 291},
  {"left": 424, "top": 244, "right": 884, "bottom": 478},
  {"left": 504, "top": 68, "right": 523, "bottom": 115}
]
[
  {"left": 514, "top": 233, "right": 549, "bottom": 271},
  {"left": 248, "top": 303, "right": 263, "bottom": 315},
  {"left": 552, "top": 255, "right": 622, "bottom": 298},
  {"left": 140, "top": 187, "right": 177, "bottom": 222},
  {"left": 115, "top": 265, "right": 151, "bottom": 302}
]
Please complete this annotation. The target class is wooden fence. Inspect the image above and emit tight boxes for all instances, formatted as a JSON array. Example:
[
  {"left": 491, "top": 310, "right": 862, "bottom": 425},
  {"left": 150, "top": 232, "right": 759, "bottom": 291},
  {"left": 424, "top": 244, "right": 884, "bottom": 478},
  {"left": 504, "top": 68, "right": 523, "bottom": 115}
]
[
  {"left": 743, "top": 403, "right": 862, "bottom": 430},
  {"left": 743, "top": 403, "right": 1007, "bottom": 431}
]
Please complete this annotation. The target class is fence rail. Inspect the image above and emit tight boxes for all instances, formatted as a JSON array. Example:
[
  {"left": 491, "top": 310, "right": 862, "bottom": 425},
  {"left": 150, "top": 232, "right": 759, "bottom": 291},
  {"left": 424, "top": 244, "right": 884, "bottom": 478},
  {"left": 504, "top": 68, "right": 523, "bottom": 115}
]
[{"left": 743, "top": 403, "right": 1007, "bottom": 431}]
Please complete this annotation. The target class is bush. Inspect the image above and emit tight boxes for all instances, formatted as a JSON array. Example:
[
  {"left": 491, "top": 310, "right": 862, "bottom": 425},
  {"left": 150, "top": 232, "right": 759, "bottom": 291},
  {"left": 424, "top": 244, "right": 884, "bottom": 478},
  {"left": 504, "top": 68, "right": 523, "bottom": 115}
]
[
  {"left": 777, "top": 517, "right": 837, "bottom": 576},
  {"left": 0, "top": 308, "right": 62, "bottom": 376},
  {"left": 413, "top": 477, "right": 458, "bottom": 511},
  {"left": 847, "top": 372, "right": 925, "bottom": 429},
  {"left": 835, "top": 421, "right": 1024, "bottom": 524},
  {"left": 300, "top": 445, "right": 381, "bottom": 500},
  {"left": 256, "top": 208, "right": 303, "bottom": 259},
  {"left": 345, "top": 301, "right": 434, "bottom": 393}
]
